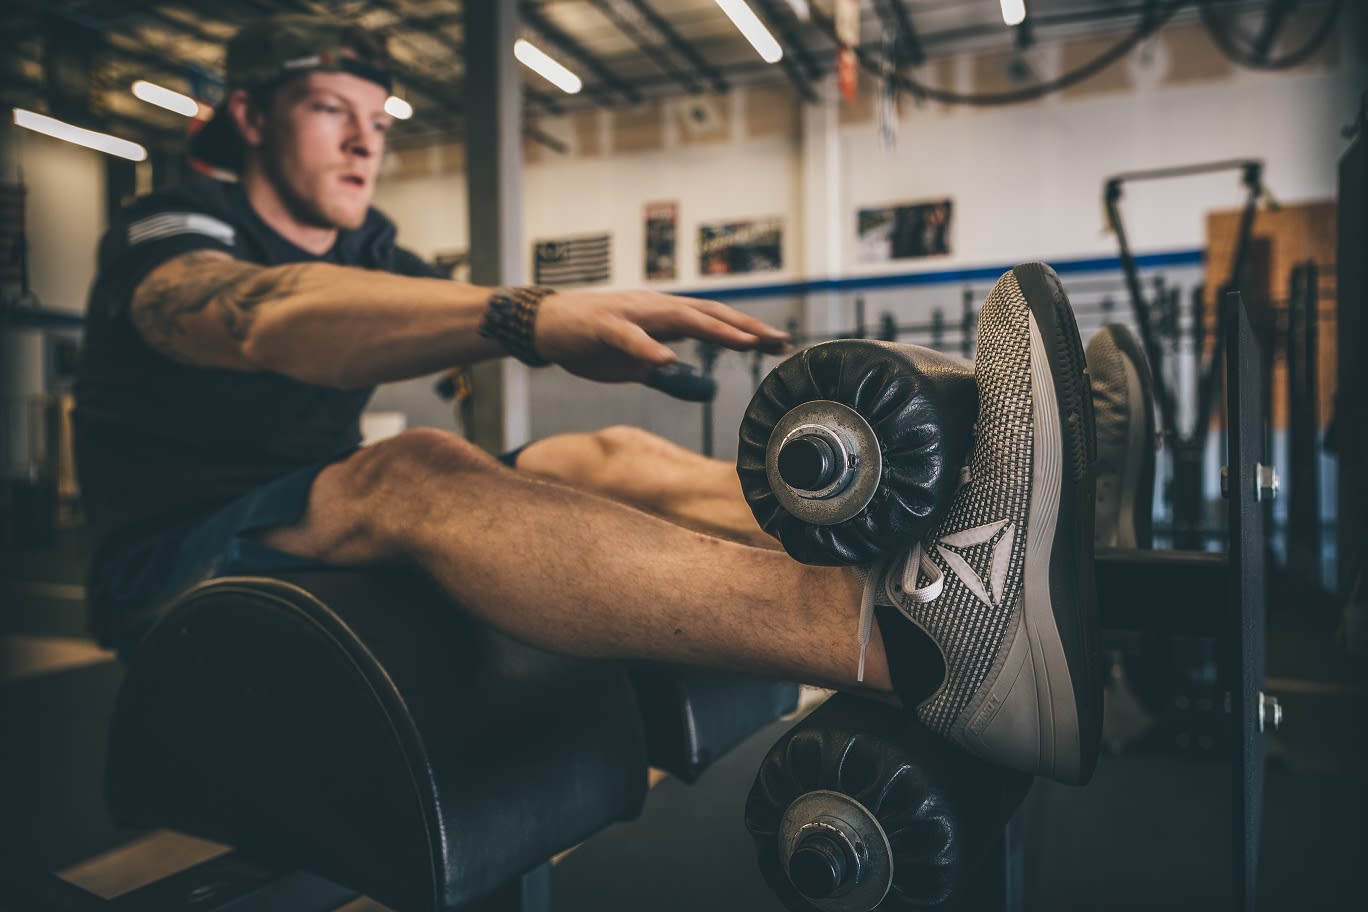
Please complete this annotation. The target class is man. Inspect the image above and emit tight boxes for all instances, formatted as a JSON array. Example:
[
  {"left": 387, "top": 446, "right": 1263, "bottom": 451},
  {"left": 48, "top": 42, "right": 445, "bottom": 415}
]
[{"left": 75, "top": 15, "right": 1101, "bottom": 785}]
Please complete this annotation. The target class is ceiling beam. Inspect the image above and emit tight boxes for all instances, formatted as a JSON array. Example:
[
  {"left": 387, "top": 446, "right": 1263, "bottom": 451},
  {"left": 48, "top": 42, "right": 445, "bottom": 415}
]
[
  {"left": 524, "top": 86, "right": 566, "bottom": 117},
  {"left": 625, "top": 0, "right": 729, "bottom": 94},
  {"left": 2, "top": 68, "right": 191, "bottom": 150},
  {"left": 754, "top": 0, "right": 824, "bottom": 81},
  {"left": 521, "top": 2, "right": 641, "bottom": 105},
  {"left": 118, "top": 1, "right": 469, "bottom": 126},
  {"left": 369, "top": 0, "right": 563, "bottom": 120},
  {"left": 880, "top": 0, "right": 926, "bottom": 67},
  {"left": 586, "top": 0, "right": 703, "bottom": 95},
  {"left": 750, "top": 0, "right": 818, "bottom": 103}
]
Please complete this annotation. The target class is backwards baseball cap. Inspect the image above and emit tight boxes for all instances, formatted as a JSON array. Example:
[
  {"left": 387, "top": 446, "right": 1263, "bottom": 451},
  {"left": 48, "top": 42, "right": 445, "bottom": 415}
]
[{"left": 188, "top": 14, "right": 394, "bottom": 173}]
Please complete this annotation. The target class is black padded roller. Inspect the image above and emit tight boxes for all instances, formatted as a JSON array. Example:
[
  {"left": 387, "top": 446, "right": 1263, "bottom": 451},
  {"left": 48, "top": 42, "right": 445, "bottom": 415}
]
[
  {"left": 737, "top": 340, "right": 977, "bottom": 566},
  {"left": 745, "top": 694, "right": 1032, "bottom": 911}
]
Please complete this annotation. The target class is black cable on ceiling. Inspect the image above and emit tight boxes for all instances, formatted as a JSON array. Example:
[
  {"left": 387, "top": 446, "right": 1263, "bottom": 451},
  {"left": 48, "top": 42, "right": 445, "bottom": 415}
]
[
  {"left": 1198, "top": 0, "right": 1345, "bottom": 70},
  {"left": 809, "top": 0, "right": 1188, "bottom": 106}
]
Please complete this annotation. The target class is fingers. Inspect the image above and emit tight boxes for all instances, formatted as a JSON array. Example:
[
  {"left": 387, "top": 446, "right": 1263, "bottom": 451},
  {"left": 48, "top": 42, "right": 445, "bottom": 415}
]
[
  {"left": 684, "top": 296, "right": 789, "bottom": 346},
  {"left": 667, "top": 308, "right": 777, "bottom": 352},
  {"left": 602, "top": 318, "right": 677, "bottom": 369},
  {"left": 642, "top": 293, "right": 791, "bottom": 354}
]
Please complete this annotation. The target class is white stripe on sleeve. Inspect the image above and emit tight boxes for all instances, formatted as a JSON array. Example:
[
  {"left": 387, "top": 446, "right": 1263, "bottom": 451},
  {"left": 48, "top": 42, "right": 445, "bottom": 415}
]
[{"left": 127, "top": 212, "right": 236, "bottom": 247}]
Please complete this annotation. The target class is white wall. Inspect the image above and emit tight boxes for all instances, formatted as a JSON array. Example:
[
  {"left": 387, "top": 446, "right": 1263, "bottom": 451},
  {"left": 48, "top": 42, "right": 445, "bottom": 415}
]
[
  {"left": 1, "top": 126, "right": 105, "bottom": 479},
  {"left": 4, "top": 126, "right": 106, "bottom": 315},
  {"left": 372, "top": 133, "right": 803, "bottom": 293},
  {"left": 375, "top": 28, "right": 1364, "bottom": 295},
  {"left": 842, "top": 60, "right": 1360, "bottom": 273},
  {"left": 526, "top": 135, "right": 802, "bottom": 293}
]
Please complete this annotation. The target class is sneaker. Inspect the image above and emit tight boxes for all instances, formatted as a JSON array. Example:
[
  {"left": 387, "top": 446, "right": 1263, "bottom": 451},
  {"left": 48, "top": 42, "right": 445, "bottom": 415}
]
[
  {"left": 867, "top": 263, "right": 1102, "bottom": 785},
  {"left": 1087, "top": 324, "right": 1157, "bottom": 549}
]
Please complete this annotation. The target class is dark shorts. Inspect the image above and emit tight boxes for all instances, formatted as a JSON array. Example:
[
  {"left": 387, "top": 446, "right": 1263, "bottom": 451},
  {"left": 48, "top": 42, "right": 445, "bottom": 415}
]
[{"left": 90, "top": 443, "right": 529, "bottom": 658}]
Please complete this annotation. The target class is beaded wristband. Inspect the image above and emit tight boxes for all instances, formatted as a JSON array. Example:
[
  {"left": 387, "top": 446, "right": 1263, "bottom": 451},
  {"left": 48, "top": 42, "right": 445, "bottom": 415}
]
[{"left": 477, "top": 285, "right": 556, "bottom": 367}]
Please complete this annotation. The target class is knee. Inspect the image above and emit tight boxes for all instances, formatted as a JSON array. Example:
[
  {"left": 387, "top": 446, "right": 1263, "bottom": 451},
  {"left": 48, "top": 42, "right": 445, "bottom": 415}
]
[
  {"left": 590, "top": 425, "right": 669, "bottom": 463},
  {"left": 359, "top": 428, "right": 495, "bottom": 486}
]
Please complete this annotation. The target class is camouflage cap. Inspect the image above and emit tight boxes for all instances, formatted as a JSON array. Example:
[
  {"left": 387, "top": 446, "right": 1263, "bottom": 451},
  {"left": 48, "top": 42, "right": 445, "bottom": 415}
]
[{"left": 188, "top": 14, "right": 393, "bottom": 173}]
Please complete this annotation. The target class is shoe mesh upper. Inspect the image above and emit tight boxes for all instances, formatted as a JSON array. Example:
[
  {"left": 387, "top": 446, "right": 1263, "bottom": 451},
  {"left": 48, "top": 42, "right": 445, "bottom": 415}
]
[
  {"left": 883, "top": 271, "right": 1036, "bottom": 735},
  {"left": 1086, "top": 327, "right": 1131, "bottom": 479}
]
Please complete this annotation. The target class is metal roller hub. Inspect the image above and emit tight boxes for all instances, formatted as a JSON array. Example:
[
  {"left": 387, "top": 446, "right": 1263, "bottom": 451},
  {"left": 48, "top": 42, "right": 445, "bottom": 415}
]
[
  {"left": 777, "top": 790, "right": 893, "bottom": 912},
  {"left": 765, "top": 401, "right": 882, "bottom": 527},
  {"left": 778, "top": 430, "right": 844, "bottom": 493}
]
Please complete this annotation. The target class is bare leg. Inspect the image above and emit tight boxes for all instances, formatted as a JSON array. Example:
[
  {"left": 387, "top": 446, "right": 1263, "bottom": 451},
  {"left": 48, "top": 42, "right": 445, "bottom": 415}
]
[
  {"left": 514, "top": 425, "right": 778, "bottom": 549},
  {"left": 261, "top": 428, "right": 892, "bottom": 696}
]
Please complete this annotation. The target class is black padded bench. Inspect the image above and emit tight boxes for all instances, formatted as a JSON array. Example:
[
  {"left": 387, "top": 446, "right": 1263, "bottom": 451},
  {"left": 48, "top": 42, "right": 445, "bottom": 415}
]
[{"left": 21, "top": 569, "right": 798, "bottom": 911}]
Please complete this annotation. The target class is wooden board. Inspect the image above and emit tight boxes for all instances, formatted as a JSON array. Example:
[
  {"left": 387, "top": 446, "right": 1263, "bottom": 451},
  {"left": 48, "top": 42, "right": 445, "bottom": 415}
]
[{"left": 1205, "top": 200, "right": 1336, "bottom": 428}]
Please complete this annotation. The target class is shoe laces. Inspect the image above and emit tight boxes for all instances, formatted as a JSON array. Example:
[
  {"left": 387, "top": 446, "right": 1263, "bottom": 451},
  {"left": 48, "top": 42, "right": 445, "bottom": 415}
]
[
  {"left": 853, "top": 464, "right": 968, "bottom": 683},
  {"left": 856, "top": 543, "right": 944, "bottom": 682}
]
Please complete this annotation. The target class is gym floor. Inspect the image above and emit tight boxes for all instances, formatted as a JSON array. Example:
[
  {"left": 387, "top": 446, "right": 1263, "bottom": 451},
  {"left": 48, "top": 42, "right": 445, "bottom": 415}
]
[{"left": 2, "top": 530, "right": 1365, "bottom": 910}]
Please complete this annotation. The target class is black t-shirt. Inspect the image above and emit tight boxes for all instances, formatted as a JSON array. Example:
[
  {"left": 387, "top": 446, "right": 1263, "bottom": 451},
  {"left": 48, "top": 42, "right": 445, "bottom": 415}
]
[{"left": 74, "top": 176, "right": 441, "bottom": 542}]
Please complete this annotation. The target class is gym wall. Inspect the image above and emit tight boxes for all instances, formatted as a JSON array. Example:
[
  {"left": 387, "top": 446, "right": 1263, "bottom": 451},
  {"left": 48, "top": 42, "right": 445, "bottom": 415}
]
[{"left": 366, "top": 16, "right": 1363, "bottom": 456}]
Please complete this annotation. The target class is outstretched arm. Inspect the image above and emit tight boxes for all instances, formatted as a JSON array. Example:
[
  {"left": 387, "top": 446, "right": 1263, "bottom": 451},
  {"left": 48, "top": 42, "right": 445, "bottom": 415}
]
[{"left": 130, "top": 250, "right": 788, "bottom": 388}]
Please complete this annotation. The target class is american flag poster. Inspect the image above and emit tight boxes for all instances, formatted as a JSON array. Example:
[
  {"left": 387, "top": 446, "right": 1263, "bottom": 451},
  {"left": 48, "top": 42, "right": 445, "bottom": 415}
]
[{"left": 533, "top": 233, "right": 612, "bottom": 286}]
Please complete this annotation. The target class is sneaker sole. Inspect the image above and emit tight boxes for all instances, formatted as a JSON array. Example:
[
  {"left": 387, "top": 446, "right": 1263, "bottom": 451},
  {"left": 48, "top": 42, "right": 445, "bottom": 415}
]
[
  {"left": 958, "top": 264, "right": 1101, "bottom": 785},
  {"left": 1020, "top": 263, "right": 1101, "bottom": 785}
]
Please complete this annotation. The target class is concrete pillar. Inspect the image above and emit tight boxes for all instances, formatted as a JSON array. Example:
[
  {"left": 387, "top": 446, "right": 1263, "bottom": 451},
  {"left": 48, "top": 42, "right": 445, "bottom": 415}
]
[{"left": 799, "top": 76, "right": 845, "bottom": 338}]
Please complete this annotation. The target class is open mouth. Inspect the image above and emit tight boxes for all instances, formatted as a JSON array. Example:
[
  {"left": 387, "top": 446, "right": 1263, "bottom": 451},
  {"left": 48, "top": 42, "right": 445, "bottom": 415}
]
[{"left": 341, "top": 174, "right": 366, "bottom": 188}]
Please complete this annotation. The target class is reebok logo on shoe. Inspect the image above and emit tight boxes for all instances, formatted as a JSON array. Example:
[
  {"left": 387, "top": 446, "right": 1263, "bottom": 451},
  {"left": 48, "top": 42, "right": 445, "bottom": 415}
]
[{"left": 934, "top": 519, "right": 1016, "bottom": 609}]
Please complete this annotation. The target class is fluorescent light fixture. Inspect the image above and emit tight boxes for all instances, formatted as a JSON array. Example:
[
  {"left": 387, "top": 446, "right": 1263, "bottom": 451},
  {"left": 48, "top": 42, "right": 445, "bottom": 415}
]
[
  {"left": 1000, "top": 0, "right": 1027, "bottom": 27},
  {"left": 513, "top": 39, "right": 583, "bottom": 94},
  {"left": 11, "top": 108, "right": 147, "bottom": 162},
  {"left": 131, "top": 80, "right": 200, "bottom": 118},
  {"left": 715, "top": 0, "right": 783, "bottom": 64},
  {"left": 384, "top": 96, "right": 413, "bottom": 120}
]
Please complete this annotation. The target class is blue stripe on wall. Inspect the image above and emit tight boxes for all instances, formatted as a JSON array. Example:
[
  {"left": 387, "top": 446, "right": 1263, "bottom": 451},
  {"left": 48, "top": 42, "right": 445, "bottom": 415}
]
[
  {"left": 676, "top": 248, "right": 1205, "bottom": 302},
  {"left": 5, "top": 249, "right": 1206, "bottom": 329}
]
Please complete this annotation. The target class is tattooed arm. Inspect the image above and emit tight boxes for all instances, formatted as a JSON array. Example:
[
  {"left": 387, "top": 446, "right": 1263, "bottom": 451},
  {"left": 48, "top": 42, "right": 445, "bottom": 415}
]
[
  {"left": 130, "top": 249, "right": 790, "bottom": 388},
  {"left": 129, "top": 250, "right": 505, "bottom": 388}
]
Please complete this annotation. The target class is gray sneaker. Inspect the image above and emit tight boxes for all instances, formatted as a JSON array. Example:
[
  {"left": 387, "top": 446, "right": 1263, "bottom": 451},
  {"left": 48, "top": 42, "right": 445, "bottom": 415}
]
[
  {"left": 1087, "top": 324, "right": 1157, "bottom": 549},
  {"left": 869, "top": 263, "right": 1102, "bottom": 785}
]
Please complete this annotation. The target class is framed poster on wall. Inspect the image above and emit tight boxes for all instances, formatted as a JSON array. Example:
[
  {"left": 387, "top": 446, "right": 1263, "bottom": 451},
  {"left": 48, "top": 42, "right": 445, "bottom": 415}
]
[
  {"left": 856, "top": 199, "right": 953, "bottom": 264},
  {"left": 698, "top": 217, "right": 783, "bottom": 276},
  {"left": 644, "top": 201, "right": 677, "bottom": 281}
]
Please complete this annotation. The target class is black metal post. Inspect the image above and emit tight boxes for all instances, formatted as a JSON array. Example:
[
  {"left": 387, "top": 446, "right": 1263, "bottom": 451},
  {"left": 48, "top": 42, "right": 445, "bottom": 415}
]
[
  {"left": 465, "top": 0, "right": 526, "bottom": 454},
  {"left": 961, "top": 288, "right": 975, "bottom": 358},
  {"left": 700, "top": 342, "right": 719, "bottom": 457},
  {"left": 1286, "top": 262, "right": 1322, "bottom": 590},
  {"left": 878, "top": 312, "right": 897, "bottom": 342},
  {"left": 1225, "top": 291, "right": 1267, "bottom": 912},
  {"left": 1105, "top": 178, "right": 1177, "bottom": 435}
]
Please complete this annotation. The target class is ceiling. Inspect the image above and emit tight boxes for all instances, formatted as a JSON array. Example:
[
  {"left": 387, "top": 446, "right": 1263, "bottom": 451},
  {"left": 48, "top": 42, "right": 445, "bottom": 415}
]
[{"left": 0, "top": 1, "right": 1320, "bottom": 153}]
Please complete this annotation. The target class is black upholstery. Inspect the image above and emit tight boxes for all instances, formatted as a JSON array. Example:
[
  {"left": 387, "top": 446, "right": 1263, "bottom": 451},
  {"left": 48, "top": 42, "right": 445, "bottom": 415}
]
[
  {"left": 105, "top": 570, "right": 651, "bottom": 912},
  {"left": 629, "top": 665, "right": 799, "bottom": 784}
]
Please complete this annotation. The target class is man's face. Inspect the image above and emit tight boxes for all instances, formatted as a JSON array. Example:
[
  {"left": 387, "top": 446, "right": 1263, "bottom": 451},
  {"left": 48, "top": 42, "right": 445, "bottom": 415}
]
[{"left": 253, "top": 71, "right": 393, "bottom": 231}]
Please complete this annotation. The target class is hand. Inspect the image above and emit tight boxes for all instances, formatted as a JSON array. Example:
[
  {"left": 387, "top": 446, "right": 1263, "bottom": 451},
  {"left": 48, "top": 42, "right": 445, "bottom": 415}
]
[{"left": 533, "top": 289, "right": 790, "bottom": 383}]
